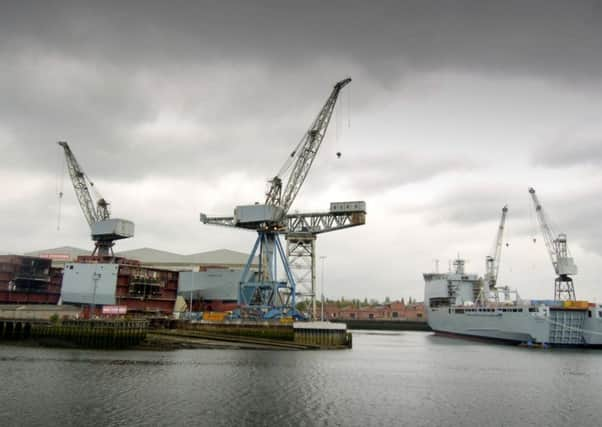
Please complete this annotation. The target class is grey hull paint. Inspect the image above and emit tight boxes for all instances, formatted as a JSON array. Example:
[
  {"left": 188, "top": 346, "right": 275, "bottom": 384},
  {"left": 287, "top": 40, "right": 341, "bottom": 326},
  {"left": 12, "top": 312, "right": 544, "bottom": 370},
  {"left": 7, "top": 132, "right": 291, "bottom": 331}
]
[{"left": 427, "top": 308, "right": 602, "bottom": 347}]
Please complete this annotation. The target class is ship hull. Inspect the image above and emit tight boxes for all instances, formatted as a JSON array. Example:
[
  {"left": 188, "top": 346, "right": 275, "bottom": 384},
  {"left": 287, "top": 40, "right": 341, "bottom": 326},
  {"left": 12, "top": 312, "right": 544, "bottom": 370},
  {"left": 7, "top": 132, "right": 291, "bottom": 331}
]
[{"left": 427, "top": 306, "right": 602, "bottom": 348}]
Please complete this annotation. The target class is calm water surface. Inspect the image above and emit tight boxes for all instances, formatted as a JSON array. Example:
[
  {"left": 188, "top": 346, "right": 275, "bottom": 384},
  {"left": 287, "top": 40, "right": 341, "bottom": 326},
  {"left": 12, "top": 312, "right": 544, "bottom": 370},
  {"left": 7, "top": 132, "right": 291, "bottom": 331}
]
[{"left": 1, "top": 331, "right": 602, "bottom": 426}]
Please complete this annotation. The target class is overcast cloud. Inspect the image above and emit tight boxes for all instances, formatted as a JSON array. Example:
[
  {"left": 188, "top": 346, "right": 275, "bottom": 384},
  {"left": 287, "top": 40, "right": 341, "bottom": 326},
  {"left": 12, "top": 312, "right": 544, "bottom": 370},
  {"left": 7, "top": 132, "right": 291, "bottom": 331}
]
[{"left": 2, "top": 0, "right": 602, "bottom": 302}]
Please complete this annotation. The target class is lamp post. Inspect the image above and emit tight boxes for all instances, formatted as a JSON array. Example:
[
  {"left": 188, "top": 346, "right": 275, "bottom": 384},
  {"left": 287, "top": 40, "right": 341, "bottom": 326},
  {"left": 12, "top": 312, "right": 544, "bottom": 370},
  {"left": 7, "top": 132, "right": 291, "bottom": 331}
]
[
  {"left": 91, "top": 270, "right": 101, "bottom": 319},
  {"left": 320, "top": 256, "right": 327, "bottom": 322},
  {"left": 8, "top": 280, "right": 14, "bottom": 303},
  {"left": 189, "top": 272, "right": 193, "bottom": 316}
]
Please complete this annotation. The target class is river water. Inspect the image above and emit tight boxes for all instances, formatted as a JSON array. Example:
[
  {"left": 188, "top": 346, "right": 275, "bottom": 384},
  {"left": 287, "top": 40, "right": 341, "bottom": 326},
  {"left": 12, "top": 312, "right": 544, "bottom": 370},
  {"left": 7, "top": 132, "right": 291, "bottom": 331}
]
[{"left": 1, "top": 331, "right": 601, "bottom": 426}]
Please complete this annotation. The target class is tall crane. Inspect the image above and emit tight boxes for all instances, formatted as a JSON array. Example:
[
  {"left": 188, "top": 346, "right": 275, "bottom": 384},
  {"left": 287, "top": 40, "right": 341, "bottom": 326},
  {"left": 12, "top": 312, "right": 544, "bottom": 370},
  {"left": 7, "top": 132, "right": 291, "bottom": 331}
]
[
  {"left": 528, "top": 187, "right": 577, "bottom": 301},
  {"left": 58, "top": 141, "right": 134, "bottom": 257},
  {"left": 201, "top": 78, "right": 355, "bottom": 319},
  {"left": 484, "top": 205, "right": 508, "bottom": 292}
]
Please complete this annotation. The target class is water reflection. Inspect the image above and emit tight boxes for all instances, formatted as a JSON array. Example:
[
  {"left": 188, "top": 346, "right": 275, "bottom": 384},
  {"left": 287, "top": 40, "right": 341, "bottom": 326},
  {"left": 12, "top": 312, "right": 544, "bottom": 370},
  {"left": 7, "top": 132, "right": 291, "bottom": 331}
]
[{"left": 1, "top": 332, "right": 601, "bottom": 426}]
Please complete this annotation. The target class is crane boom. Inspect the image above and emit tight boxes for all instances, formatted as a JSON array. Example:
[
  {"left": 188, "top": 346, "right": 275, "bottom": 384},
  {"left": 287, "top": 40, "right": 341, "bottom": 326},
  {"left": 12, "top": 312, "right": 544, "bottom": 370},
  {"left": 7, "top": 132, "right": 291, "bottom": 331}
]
[
  {"left": 528, "top": 187, "right": 556, "bottom": 269},
  {"left": 528, "top": 187, "right": 577, "bottom": 276},
  {"left": 265, "top": 78, "right": 351, "bottom": 214},
  {"left": 58, "top": 141, "right": 134, "bottom": 257},
  {"left": 485, "top": 205, "right": 508, "bottom": 290},
  {"left": 528, "top": 187, "right": 577, "bottom": 300},
  {"left": 58, "top": 141, "right": 109, "bottom": 226}
]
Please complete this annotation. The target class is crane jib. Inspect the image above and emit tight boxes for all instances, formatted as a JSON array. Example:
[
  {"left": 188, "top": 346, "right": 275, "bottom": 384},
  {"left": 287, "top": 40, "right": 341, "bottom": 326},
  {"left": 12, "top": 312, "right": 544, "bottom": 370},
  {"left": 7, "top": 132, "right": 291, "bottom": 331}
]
[
  {"left": 58, "top": 141, "right": 134, "bottom": 256},
  {"left": 266, "top": 78, "right": 351, "bottom": 215}
]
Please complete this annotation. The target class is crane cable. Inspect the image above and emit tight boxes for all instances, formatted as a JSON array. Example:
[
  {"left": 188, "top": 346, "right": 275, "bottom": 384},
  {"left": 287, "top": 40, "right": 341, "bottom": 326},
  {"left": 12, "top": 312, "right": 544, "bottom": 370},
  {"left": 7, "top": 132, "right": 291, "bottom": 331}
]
[
  {"left": 335, "top": 86, "right": 350, "bottom": 159},
  {"left": 275, "top": 81, "right": 351, "bottom": 180},
  {"left": 276, "top": 133, "right": 305, "bottom": 179}
]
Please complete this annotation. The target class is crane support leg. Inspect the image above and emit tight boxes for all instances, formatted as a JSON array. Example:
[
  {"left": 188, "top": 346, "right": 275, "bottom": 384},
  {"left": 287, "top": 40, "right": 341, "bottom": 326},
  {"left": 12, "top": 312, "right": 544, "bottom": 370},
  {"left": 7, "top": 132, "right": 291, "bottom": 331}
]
[
  {"left": 92, "top": 241, "right": 115, "bottom": 257},
  {"left": 237, "top": 231, "right": 301, "bottom": 319},
  {"left": 555, "top": 275, "right": 576, "bottom": 301},
  {"left": 286, "top": 233, "right": 316, "bottom": 319}
]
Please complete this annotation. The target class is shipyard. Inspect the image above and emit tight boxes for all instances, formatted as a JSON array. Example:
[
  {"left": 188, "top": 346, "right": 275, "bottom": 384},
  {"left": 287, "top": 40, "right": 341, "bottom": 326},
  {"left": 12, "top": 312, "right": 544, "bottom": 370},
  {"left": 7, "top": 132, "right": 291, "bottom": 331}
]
[
  {"left": 1, "top": 79, "right": 363, "bottom": 351},
  {"left": 3, "top": 2, "right": 602, "bottom": 426}
]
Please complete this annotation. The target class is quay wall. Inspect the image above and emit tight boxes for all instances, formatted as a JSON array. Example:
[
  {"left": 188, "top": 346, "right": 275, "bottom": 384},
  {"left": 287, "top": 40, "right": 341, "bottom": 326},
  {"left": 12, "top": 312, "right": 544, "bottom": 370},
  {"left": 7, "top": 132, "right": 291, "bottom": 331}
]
[
  {"left": 0, "top": 319, "right": 148, "bottom": 349},
  {"left": 334, "top": 319, "right": 431, "bottom": 331}
]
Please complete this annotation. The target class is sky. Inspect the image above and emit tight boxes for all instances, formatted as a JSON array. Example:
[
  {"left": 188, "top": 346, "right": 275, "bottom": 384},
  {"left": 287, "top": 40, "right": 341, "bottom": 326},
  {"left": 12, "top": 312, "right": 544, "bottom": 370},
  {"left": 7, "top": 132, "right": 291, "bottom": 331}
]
[{"left": 2, "top": 0, "right": 602, "bottom": 302}]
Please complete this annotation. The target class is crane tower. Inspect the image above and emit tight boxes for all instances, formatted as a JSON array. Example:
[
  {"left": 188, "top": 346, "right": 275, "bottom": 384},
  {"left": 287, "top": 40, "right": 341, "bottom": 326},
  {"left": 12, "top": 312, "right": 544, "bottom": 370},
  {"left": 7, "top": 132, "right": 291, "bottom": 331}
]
[
  {"left": 484, "top": 205, "right": 508, "bottom": 291},
  {"left": 58, "top": 141, "right": 134, "bottom": 257},
  {"left": 528, "top": 187, "right": 577, "bottom": 301},
  {"left": 201, "top": 78, "right": 364, "bottom": 320}
]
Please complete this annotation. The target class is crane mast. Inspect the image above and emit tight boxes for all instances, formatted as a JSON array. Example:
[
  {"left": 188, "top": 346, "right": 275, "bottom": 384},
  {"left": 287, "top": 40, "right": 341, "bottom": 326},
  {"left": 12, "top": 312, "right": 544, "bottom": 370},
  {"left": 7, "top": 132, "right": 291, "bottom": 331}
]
[
  {"left": 528, "top": 187, "right": 577, "bottom": 301},
  {"left": 485, "top": 205, "right": 508, "bottom": 291},
  {"left": 265, "top": 78, "right": 352, "bottom": 215},
  {"left": 58, "top": 141, "right": 134, "bottom": 257}
]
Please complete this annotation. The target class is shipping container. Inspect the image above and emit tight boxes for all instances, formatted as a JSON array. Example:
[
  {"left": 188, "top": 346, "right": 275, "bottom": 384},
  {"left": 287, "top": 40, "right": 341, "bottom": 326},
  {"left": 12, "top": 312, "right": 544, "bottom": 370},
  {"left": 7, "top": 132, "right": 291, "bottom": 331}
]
[
  {"left": 530, "top": 300, "right": 563, "bottom": 307},
  {"left": 563, "top": 300, "right": 589, "bottom": 310},
  {"left": 203, "top": 311, "right": 227, "bottom": 322}
]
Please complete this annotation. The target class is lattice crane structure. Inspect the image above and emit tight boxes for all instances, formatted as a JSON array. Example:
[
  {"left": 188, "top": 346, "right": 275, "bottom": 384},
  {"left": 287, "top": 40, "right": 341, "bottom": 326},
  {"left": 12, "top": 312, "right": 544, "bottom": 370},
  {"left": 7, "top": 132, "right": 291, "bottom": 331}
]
[
  {"left": 200, "top": 78, "right": 366, "bottom": 319},
  {"left": 528, "top": 187, "right": 577, "bottom": 301},
  {"left": 58, "top": 141, "right": 134, "bottom": 257},
  {"left": 484, "top": 205, "right": 508, "bottom": 291}
]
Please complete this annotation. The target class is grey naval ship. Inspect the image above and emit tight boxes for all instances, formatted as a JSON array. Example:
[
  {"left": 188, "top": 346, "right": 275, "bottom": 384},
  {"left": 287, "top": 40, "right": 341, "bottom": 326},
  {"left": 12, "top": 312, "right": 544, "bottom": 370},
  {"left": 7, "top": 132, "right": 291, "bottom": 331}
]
[
  {"left": 424, "top": 259, "right": 602, "bottom": 347},
  {"left": 424, "top": 190, "right": 602, "bottom": 348}
]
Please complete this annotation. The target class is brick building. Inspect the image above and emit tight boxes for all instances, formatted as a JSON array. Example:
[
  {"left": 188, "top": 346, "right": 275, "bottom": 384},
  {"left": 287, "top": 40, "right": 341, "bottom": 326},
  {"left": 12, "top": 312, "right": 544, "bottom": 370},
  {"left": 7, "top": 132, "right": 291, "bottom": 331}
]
[{"left": 322, "top": 300, "right": 425, "bottom": 321}]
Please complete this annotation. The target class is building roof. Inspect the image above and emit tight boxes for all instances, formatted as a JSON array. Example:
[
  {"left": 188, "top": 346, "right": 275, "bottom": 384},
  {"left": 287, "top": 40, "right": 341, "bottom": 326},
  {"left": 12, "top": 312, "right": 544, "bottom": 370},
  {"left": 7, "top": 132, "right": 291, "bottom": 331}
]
[
  {"left": 184, "top": 249, "right": 256, "bottom": 265},
  {"left": 0, "top": 304, "right": 81, "bottom": 312},
  {"left": 22, "top": 246, "right": 256, "bottom": 266},
  {"left": 115, "top": 247, "right": 187, "bottom": 263},
  {"left": 24, "top": 246, "right": 91, "bottom": 260}
]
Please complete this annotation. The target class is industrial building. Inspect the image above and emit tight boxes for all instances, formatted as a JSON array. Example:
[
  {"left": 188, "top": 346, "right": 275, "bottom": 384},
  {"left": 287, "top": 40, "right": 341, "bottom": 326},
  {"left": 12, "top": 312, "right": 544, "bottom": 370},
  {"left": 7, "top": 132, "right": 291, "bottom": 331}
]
[
  {"left": 25, "top": 247, "right": 257, "bottom": 271},
  {"left": 322, "top": 301, "right": 425, "bottom": 321},
  {"left": 0, "top": 255, "right": 62, "bottom": 304},
  {"left": 178, "top": 269, "right": 243, "bottom": 312},
  {"left": 62, "top": 257, "right": 179, "bottom": 316},
  {"left": 8, "top": 247, "right": 259, "bottom": 315}
]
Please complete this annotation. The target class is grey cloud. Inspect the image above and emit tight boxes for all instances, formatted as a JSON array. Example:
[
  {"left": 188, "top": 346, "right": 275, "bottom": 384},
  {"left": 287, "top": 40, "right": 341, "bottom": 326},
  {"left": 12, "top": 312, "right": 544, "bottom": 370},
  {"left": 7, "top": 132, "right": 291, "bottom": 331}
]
[
  {"left": 2, "top": 1, "right": 602, "bottom": 85},
  {"left": 547, "top": 189, "right": 602, "bottom": 256},
  {"left": 3, "top": 0, "right": 602, "bottom": 183},
  {"left": 0, "top": 56, "right": 369, "bottom": 181},
  {"left": 411, "top": 183, "right": 602, "bottom": 257},
  {"left": 403, "top": 184, "right": 532, "bottom": 228},
  {"left": 532, "top": 138, "right": 602, "bottom": 168},
  {"left": 310, "top": 150, "right": 476, "bottom": 196}
]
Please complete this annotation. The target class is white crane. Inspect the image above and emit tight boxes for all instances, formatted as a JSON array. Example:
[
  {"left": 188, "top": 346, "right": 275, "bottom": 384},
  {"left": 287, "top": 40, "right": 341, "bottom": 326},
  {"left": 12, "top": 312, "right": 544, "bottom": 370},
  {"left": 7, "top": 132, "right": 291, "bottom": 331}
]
[
  {"left": 484, "top": 205, "right": 508, "bottom": 292},
  {"left": 528, "top": 187, "right": 577, "bottom": 301},
  {"left": 58, "top": 141, "right": 134, "bottom": 257}
]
